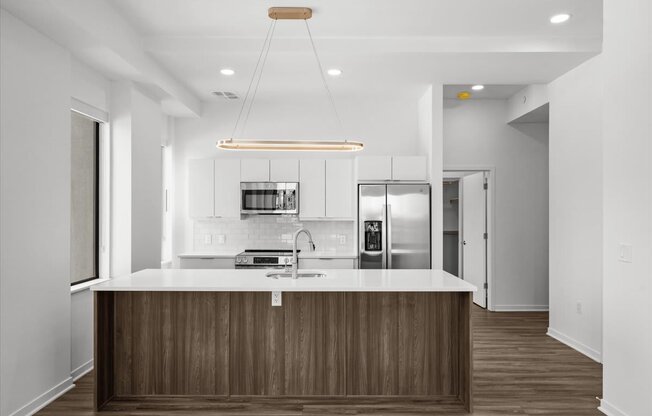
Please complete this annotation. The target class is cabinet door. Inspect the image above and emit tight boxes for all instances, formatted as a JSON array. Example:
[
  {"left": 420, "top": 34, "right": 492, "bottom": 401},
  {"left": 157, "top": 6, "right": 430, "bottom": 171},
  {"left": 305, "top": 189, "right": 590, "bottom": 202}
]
[
  {"left": 214, "top": 159, "right": 241, "bottom": 218},
  {"left": 392, "top": 156, "right": 427, "bottom": 181},
  {"left": 356, "top": 156, "right": 392, "bottom": 181},
  {"left": 240, "top": 159, "right": 270, "bottom": 182},
  {"left": 179, "top": 258, "right": 234, "bottom": 269},
  {"left": 270, "top": 159, "right": 299, "bottom": 182},
  {"left": 299, "top": 258, "right": 356, "bottom": 269},
  {"left": 326, "top": 159, "right": 353, "bottom": 218},
  {"left": 188, "top": 159, "right": 214, "bottom": 218},
  {"left": 299, "top": 159, "right": 325, "bottom": 218}
]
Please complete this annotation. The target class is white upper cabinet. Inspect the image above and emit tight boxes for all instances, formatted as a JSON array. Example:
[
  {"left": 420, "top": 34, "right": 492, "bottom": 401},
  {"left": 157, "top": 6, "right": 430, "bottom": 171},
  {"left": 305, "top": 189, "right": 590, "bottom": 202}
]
[
  {"left": 392, "top": 156, "right": 427, "bottom": 181},
  {"left": 356, "top": 156, "right": 392, "bottom": 181},
  {"left": 355, "top": 155, "right": 428, "bottom": 181},
  {"left": 188, "top": 159, "right": 214, "bottom": 218},
  {"left": 270, "top": 159, "right": 299, "bottom": 182},
  {"left": 299, "top": 159, "right": 325, "bottom": 218},
  {"left": 214, "top": 159, "right": 241, "bottom": 218},
  {"left": 326, "top": 159, "right": 353, "bottom": 218},
  {"left": 240, "top": 159, "right": 270, "bottom": 182}
]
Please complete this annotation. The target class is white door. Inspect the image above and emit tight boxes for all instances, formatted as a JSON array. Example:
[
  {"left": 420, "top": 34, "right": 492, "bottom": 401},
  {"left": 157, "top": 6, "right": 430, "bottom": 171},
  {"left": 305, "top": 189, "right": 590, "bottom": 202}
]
[
  {"left": 270, "top": 159, "right": 299, "bottom": 182},
  {"left": 461, "top": 172, "right": 487, "bottom": 307},
  {"left": 214, "top": 159, "right": 240, "bottom": 218},
  {"left": 188, "top": 159, "right": 214, "bottom": 218},
  {"left": 299, "top": 159, "right": 325, "bottom": 218},
  {"left": 326, "top": 159, "right": 353, "bottom": 218},
  {"left": 241, "top": 159, "right": 269, "bottom": 181},
  {"left": 356, "top": 156, "right": 392, "bottom": 181}
]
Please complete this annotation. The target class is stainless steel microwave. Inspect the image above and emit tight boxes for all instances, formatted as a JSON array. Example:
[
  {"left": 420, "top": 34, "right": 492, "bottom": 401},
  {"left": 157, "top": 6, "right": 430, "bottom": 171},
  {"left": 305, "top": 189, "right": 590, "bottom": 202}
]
[{"left": 240, "top": 182, "right": 299, "bottom": 215}]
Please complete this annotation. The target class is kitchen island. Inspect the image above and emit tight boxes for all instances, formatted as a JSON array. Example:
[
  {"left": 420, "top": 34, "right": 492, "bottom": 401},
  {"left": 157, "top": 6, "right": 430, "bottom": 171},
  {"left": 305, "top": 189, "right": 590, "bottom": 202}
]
[{"left": 92, "top": 269, "right": 476, "bottom": 413}]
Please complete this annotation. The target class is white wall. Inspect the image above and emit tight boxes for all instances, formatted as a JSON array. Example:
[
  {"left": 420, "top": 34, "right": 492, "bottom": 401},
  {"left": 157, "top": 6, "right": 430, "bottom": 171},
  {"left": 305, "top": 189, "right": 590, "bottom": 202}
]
[
  {"left": 0, "top": 9, "right": 73, "bottom": 416},
  {"left": 172, "top": 96, "right": 419, "bottom": 263},
  {"left": 69, "top": 289, "right": 93, "bottom": 380},
  {"left": 110, "top": 83, "right": 165, "bottom": 274},
  {"left": 547, "top": 56, "right": 603, "bottom": 362},
  {"left": 443, "top": 99, "right": 549, "bottom": 310},
  {"left": 131, "top": 88, "right": 163, "bottom": 272},
  {"left": 600, "top": 0, "right": 652, "bottom": 414},
  {"left": 71, "top": 58, "right": 111, "bottom": 113},
  {"left": 110, "top": 81, "right": 133, "bottom": 277},
  {"left": 506, "top": 84, "right": 549, "bottom": 123},
  {"left": 417, "top": 85, "right": 444, "bottom": 270}
]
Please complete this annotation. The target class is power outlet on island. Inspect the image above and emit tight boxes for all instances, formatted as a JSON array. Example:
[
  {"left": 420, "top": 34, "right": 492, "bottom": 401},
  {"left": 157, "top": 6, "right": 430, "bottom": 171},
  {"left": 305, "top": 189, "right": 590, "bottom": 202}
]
[{"left": 272, "top": 291, "right": 282, "bottom": 306}]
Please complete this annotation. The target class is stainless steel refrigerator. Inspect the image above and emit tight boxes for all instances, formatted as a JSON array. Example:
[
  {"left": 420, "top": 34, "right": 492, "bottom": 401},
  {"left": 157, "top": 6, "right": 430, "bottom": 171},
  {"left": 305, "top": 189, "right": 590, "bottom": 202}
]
[{"left": 358, "top": 184, "right": 431, "bottom": 269}]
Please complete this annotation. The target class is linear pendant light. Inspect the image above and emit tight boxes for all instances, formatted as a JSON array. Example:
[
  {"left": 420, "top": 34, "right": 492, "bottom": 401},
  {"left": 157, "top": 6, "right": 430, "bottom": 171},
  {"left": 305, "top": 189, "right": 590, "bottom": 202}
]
[
  {"left": 216, "top": 7, "right": 363, "bottom": 152},
  {"left": 217, "top": 139, "right": 364, "bottom": 151}
]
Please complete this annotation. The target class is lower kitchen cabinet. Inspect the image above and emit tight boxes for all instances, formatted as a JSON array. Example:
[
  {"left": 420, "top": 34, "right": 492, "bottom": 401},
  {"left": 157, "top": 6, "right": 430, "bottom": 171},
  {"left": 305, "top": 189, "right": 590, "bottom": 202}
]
[
  {"left": 299, "top": 258, "right": 356, "bottom": 269},
  {"left": 179, "top": 257, "right": 234, "bottom": 269}
]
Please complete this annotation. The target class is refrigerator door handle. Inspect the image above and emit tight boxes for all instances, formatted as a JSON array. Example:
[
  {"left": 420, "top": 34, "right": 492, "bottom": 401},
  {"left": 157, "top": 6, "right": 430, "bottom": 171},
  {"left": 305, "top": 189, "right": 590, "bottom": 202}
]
[
  {"left": 382, "top": 204, "right": 388, "bottom": 268},
  {"left": 387, "top": 204, "right": 392, "bottom": 269}
]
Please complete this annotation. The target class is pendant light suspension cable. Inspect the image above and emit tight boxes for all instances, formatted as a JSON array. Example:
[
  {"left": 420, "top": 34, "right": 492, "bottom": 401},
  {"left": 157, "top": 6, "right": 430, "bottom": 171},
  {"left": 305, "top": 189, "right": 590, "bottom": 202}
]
[
  {"left": 239, "top": 19, "right": 277, "bottom": 138},
  {"left": 219, "top": 7, "right": 361, "bottom": 152},
  {"left": 304, "top": 19, "right": 345, "bottom": 137},
  {"left": 230, "top": 19, "right": 276, "bottom": 139}
]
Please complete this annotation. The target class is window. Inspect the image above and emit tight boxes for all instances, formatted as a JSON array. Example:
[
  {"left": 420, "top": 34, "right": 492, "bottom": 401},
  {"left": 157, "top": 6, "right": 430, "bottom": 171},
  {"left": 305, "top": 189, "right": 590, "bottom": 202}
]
[{"left": 70, "top": 111, "right": 100, "bottom": 285}]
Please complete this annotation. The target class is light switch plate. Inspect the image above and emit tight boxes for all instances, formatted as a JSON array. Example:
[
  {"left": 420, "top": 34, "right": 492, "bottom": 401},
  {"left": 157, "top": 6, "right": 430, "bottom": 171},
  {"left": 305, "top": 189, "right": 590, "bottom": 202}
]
[
  {"left": 272, "top": 291, "right": 282, "bottom": 306},
  {"left": 618, "top": 243, "right": 633, "bottom": 263},
  {"left": 215, "top": 234, "right": 226, "bottom": 244}
]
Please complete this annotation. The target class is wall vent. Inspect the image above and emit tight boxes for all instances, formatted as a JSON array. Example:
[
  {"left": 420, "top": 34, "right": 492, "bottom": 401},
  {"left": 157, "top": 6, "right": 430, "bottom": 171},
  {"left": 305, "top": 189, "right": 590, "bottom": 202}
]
[{"left": 212, "top": 91, "right": 239, "bottom": 100}]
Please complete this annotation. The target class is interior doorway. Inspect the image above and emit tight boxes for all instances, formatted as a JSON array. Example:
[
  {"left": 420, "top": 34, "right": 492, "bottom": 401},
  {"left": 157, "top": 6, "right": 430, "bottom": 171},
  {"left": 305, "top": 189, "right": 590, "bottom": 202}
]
[{"left": 443, "top": 170, "right": 492, "bottom": 309}]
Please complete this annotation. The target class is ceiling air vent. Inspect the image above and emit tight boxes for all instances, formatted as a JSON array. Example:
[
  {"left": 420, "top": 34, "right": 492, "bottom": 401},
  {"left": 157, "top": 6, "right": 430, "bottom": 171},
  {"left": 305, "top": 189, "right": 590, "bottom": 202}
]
[{"left": 212, "top": 91, "right": 239, "bottom": 100}]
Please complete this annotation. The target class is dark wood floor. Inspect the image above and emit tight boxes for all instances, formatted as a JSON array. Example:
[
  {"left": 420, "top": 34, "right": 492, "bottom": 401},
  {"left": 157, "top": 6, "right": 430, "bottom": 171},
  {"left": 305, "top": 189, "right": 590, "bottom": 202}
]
[{"left": 37, "top": 307, "right": 602, "bottom": 415}]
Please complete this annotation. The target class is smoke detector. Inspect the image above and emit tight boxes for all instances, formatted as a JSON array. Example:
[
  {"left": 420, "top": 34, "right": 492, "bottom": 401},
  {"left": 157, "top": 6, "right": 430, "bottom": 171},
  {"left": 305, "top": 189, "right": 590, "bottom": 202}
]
[{"left": 212, "top": 91, "right": 239, "bottom": 100}]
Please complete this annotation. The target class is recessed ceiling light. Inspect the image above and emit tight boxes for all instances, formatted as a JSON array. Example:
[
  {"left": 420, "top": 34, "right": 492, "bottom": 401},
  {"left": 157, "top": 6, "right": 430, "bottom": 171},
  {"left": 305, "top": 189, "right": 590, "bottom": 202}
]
[
  {"left": 471, "top": 85, "right": 485, "bottom": 91},
  {"left": 220, "top": 68, "right": 235, "bottom": 76},
  {"left": 550, "top": 13, "right": 571, "bottom": 24},
  {"left": 327, "top": 68, "right": 343, "bottom": 77}
]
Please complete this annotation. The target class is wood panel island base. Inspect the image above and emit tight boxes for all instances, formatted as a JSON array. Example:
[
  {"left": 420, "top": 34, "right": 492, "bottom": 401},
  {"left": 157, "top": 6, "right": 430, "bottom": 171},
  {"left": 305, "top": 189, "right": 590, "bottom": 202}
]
[{"left": 92, "top": 269, "right": 475, "bottom": 413}]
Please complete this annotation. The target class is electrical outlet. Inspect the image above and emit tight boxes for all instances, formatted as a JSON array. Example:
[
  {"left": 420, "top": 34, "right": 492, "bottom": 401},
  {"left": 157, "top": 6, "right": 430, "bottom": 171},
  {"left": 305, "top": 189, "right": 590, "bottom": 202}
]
[
  {"left": 203, "top": 234, "right": 212, "bottom": 244},
  {"left": 576, "top": 302, "right": 582, "bottom": 314},
  {"left": 281, "top": 233, "right": 292, "bottom": 240},
  {"left": 272, "top": 291, "right": 282, "bottom": 306},
  {"left": 618, "top": 243, "right": 633, "bottom": 263},
  {"left": 339, "top": 234, "right": 347, "bottom": 245},
  {"left": 215, "top": 234, "right": 226, "bottom": 244}
]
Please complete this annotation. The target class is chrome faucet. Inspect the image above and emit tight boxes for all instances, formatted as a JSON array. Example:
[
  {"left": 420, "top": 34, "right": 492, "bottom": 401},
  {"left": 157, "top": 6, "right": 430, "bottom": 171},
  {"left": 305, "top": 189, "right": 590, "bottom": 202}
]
[{"left": 292, "top": 228, "right": 316, "bottom": 279}]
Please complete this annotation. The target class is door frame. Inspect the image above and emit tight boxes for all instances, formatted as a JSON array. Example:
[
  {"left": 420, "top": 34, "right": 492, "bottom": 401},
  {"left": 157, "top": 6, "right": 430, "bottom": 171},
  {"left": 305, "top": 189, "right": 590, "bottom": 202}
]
[{"left": 444, "top": 166, "right": 495, "bottom": 311}]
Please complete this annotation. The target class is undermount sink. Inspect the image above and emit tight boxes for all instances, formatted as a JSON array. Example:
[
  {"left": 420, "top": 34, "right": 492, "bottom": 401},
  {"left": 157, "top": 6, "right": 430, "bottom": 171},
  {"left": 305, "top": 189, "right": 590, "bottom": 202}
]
[{"left": 266, "top": 270, "right": 326, "bottom": 279}]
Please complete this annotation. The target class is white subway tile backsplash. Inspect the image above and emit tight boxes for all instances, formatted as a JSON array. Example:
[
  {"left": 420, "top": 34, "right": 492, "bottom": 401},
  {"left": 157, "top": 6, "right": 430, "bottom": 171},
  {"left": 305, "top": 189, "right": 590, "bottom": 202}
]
[{"left": 193, "top": 216, "right": 355, "bottom": 253}]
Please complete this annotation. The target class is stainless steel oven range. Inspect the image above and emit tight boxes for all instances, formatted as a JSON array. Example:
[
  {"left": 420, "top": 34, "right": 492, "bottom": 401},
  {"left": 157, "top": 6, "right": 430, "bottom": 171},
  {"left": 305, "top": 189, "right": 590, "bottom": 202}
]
[{"left": 234, "top": 249, "right": 300, "bottom": 269}]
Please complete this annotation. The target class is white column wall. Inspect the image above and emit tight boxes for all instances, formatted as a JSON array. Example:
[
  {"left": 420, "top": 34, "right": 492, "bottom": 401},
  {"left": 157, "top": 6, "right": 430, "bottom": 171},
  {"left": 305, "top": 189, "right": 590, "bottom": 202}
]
[
  {"left": 547, "top": 56, "right": 603, "bottom": 362},
  {"left": 0, "top": 10, "right": 73, "bottom": 416},
  {"left": 600, "top": 0, "right": 652, "bottom": 414}
]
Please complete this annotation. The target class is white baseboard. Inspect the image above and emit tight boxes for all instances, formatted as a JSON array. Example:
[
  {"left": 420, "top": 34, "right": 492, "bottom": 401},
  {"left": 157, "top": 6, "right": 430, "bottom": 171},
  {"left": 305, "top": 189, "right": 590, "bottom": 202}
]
[
  {"left": 8, "top": 376, "right": 74, "bottom": 416},
  {"left": 493, "top": 304, "right": 549, "bottom": 312},
  {"left": 547, "top": 327, "right": 602, "bottom": 363},
  {"left": 71, "top": 359, "right": 94, "bottom": 381},
  {"left": 599, "top": 399, "right": 629, "bottom": 416}
]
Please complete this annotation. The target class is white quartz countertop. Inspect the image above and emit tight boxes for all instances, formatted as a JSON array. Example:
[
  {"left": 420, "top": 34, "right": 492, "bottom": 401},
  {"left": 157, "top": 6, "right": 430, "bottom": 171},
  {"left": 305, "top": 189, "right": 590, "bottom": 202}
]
[
  {"left": 177, "top": 252, "right": 358, "bottom": 259},
  {"left": 91, "top": 269, "right": 476, "bottom": 292}
]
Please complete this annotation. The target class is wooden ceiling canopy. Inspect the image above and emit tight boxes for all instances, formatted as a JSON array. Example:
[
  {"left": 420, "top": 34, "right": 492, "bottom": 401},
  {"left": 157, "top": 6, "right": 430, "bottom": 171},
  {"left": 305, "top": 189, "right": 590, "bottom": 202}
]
[{"left": 268, "top": 7, "right": 313, "bottom": 20}]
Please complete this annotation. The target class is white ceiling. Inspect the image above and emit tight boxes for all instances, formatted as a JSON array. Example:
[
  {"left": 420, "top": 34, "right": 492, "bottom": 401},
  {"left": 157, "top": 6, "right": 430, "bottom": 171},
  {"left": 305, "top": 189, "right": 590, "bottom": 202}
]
[
  {"left": 1, "top": 0, "right": 603, "bottom": 114},
  {"left": 110, "top": 0, "right": 602, "bottom": 38}
]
